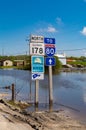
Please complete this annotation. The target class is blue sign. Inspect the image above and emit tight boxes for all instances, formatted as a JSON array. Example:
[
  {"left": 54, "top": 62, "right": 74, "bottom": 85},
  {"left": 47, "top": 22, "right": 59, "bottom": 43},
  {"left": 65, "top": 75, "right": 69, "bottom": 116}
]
[
  {"left": 45, "top": 57, "right": 56, "bottom": 66},
  {"left": 45, "top": 47, "right": 55, "bottom": 56},
  {"left": 44, "top": 38, "right": 55, "bottom": 44},
  {"left": 31, "top": 56, "right": 44, "bottom": 73}
]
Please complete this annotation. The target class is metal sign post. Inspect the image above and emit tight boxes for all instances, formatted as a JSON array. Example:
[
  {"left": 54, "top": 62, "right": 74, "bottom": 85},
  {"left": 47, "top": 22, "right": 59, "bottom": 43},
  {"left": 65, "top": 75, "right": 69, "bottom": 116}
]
[
  {"left": 35, "top": 79, "right": 39, "bottom": 107},
  {"left": 31, "top": 55, "right": 44, "bottom": 106},
  {"left": 44, "top": 37, "right": 56, "bottom": 108},
  {"left": 48, "top": 65, "right": 53, "bottom": 105},
  {"left": 30, "top": 35, "right": 44, "bottom": 109}
]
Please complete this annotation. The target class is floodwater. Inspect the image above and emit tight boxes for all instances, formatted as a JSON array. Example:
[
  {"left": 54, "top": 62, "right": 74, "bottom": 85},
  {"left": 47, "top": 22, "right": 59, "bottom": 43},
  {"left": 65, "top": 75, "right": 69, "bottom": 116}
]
[{"left": 0, "top": 69, "right": 86, "bottom": 123}]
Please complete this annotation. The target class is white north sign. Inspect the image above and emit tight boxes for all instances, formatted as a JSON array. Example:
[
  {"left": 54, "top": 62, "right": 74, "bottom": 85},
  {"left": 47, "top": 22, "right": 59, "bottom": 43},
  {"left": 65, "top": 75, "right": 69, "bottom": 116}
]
[{"left": 30, "top": 35, "right": 44, "bottom": 43}]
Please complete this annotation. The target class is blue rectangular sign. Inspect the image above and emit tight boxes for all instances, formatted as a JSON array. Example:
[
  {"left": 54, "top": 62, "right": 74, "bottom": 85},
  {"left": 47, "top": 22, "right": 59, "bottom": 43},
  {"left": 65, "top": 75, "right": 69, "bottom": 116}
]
[
  {"left": 44, "top": 38, "right": 55, "bottom": 44},
  {"left": 45, "top": 57, "right": 56, "bottom": 66},
  {"left": 31, "top": 56, "right": 44, "bottom": 73}
]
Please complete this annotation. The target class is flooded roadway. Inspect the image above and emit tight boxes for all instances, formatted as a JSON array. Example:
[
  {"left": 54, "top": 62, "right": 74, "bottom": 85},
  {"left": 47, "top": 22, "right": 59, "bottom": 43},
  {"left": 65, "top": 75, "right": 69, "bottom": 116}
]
[{"left": 0, "top": 69, "right": 86, "bottom": 123}]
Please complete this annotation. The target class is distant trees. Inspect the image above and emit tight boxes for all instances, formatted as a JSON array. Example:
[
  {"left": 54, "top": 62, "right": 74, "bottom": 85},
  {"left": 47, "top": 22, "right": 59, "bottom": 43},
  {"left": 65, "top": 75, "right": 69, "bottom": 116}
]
[
  {"left": 0, "top": 55, "right": 30, "bottom": 62},
  {"left": 67, "top": 56, "right": 86, "bottom": 67},
  {"left": 0, "top": 55, "right": 61, "bottom": 72},
  {"left": 67, "top": 56, "right": 86, "bottom": 61}
]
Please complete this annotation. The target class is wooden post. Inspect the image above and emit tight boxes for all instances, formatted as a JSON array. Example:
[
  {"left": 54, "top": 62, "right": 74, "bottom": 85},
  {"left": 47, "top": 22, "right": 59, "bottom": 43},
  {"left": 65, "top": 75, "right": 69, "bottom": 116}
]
[{"left": 12, "top": 83, "right": 15, "bottom": 102}]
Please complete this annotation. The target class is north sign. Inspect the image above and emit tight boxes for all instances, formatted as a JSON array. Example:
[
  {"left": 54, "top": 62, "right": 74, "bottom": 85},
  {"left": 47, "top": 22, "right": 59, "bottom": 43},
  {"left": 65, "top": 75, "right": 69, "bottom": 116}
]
[{"left": 30, "top": 35, "right": 44, "bottom": 43}]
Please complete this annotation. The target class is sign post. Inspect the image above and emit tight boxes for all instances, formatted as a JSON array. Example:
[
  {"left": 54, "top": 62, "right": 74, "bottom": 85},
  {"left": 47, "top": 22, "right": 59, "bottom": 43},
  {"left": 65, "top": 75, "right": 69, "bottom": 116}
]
[
  {"left": 30, "top": 35, "right": 56, "bottom": 110},
  {"left": 30, "top": 35, "right": 44, "bottom": 107},
  {"left": 35, "top": 79, "right": 39, "bottom": 107},
  {"left": 48, "top": 66, "right": 53, "bottom": 107},
  {"left": 44, "top": 37, "right": 56, "bottom": 108}
]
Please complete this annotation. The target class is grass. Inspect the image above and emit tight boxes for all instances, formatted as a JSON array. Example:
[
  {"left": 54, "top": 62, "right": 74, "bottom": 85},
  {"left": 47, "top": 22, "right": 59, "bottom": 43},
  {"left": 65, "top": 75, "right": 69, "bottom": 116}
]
[
  {"left": 67, "top": 61, "right": 86, "bottom": 67},
  {"left": 7, "top": 100, "right": 31, "bottom": 110},
  {"left": 0, "top": 66, "right": 17, "bottom": 69}
]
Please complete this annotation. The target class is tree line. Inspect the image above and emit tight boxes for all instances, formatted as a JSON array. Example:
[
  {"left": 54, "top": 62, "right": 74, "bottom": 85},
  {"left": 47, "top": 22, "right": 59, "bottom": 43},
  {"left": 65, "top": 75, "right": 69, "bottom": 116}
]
[{"left": 0, "top": 55, "right": 62, "bottom": 73}]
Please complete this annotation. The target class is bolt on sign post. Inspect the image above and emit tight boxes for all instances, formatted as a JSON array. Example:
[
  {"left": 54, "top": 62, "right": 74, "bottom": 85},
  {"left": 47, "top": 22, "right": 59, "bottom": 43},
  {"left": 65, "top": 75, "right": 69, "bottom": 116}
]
[
  {"left": 29, "top": 35, "right": 44, "bottom": 107},
  {"left": 44, "top": 37, "right": 56, "bottom": 108}
]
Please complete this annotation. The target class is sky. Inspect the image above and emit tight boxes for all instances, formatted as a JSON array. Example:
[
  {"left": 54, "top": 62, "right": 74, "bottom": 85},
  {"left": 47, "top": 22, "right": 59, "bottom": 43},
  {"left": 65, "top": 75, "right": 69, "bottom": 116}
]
[{"left": 0, "top": 0, "right": 86, "bottom": 56}]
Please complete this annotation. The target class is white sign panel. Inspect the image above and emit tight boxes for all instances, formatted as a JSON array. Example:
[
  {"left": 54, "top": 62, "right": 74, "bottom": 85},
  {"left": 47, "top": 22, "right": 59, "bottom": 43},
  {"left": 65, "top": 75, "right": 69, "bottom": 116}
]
[
  {"left": 30, "top": 35, "right": 44, "bottom": 43},
  {"left": 32, "top": 73, "right": 44, "bottom": 80},
  {"left": 30, "top": 43, "right": 45, "bottom": 55}
]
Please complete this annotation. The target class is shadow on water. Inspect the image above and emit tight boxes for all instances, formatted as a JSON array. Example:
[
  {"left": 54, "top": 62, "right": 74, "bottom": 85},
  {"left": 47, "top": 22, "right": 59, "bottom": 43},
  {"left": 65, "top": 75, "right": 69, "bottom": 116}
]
[
  {"left": 27, "top": 101, "right": 80, "bottom": 112},
  {"left": 27, "top": 71, "right": 86, "bottom": 123}
]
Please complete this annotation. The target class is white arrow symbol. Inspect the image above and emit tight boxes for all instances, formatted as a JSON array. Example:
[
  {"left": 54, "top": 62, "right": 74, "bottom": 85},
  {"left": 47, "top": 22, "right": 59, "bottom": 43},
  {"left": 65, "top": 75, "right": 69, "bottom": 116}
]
[{"left": 49, "top": 59, "right": 52, "bottom": 64}]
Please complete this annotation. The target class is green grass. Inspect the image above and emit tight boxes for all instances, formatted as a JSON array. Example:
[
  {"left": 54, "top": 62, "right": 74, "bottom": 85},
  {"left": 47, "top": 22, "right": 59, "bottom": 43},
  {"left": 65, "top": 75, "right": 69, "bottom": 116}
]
[
  {"left": 0, "top": 66, "right": 17, "bottom": 69},
  {"left": 7, "top": 100, "right": 31, "bottom": 109},
  {"left": 67, "top": 61, "right": 86, "bottom": 67}
]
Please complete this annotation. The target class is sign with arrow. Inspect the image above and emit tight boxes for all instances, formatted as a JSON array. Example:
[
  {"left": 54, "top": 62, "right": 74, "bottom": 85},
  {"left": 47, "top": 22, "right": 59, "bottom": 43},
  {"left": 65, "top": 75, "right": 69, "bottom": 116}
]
[{"left": 45, "top": 57, "right": 56, "bottom": 66}]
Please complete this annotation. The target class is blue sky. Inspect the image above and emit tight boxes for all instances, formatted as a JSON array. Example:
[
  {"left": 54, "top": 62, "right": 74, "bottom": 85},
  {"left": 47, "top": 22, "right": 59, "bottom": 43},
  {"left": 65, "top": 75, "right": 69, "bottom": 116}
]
[{"left": 0, "top": 0, "right": 86, "bottom": 56}]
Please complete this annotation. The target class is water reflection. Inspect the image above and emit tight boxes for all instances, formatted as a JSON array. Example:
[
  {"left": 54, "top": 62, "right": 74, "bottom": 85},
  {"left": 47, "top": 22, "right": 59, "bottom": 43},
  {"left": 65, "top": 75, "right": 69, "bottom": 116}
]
[{"left": 0, "top": 69, "right": 86, "bottom": 122}]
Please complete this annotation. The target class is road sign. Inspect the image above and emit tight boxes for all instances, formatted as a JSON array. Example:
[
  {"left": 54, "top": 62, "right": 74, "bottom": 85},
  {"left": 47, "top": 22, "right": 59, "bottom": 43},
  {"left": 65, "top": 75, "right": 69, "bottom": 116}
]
[
  {"left": 30, "top": 35, "right": 44, "bottom": 43},
  {"left": 30, "top": 43, "right": 45, "bottom": 55},
  {"left": 45, "top": 57, "right": 56, "bottom": 66},
  {"left": 32, "top": 73, "right": 44, "bottom": 80},
  {"left": 45, "top": 47, "right": 55, "bottom": 56},
  {"left": 44, "top": 38, "right": 55, "bottom": 44},
  {"left": 45, "top": 44, "right": 55, "bottom": 48},
  {"left": 31, "top": 56, "right": 44, "bottom": 73}
]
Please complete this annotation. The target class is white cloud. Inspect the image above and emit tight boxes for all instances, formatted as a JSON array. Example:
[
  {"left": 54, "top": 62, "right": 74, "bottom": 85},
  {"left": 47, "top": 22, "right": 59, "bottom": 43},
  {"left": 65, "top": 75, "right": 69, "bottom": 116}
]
[
  {"left": 47, "top": 26, "right": 57, "bottom": 33},
  {"left": 36, "top": 26, "right": 58, "bottom": 33},
  {"left": 80, "top": 26, "right": 86, "bottom": 36},
  {"left": 56, "top": 17, "right": 63, "bottom": 25},
  {"left": 36, "top": 28, "right": 46, "bottom": 33}
]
